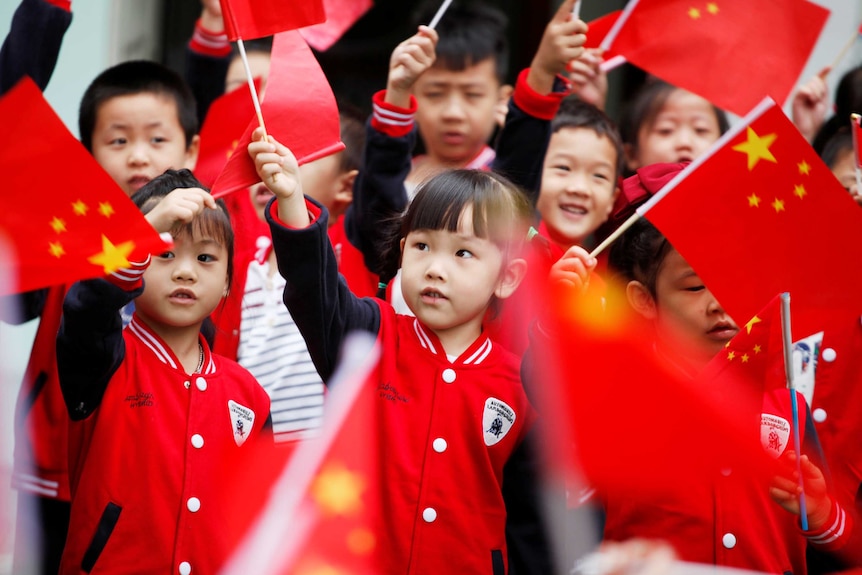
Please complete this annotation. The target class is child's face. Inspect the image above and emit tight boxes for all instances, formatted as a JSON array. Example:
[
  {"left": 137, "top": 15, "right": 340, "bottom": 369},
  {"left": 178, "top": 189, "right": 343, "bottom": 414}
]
[
  {"left": 628, "top": 89, "right": 721, "bottom": 170},
  {"left": 226, "top": 51, "right": 271, "bottom": 96},
  {"left": 538, "top": 127, "right": 619, "bottom": 249},
  {"left": 399, "top": 205, "right": 508, "bottom": 345},
  {"left": 830, "top": 147, "right": 859, "bottom": 197},
  {"left": 413, "top": 58, "right": 502, "bottom": 165},
  {"left": 91, "top": 93, "right": 199, "bottom": 197},
  {"left": 640, "top": 248, "right": 739, "bottom": 370},
  {"left": 135, "top": 229, "right": 229, "bottom": 331}
]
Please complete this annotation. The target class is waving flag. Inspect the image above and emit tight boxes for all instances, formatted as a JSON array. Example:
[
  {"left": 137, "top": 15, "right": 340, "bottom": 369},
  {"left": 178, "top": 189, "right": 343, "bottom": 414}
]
[
  {"left": 601, "top": 0, "right": 829, "bottom": 115},
  {"left": 0, "top": 78, "right": 169, "bottom": 295},
  {"left": 852, "top": 113, "right": 862, "bottom": 169},
  {"left": 212, "top": 30, "right": 345, "bottom": 198},
  {"left": 300, "top": 0, "right": 373, "bottom": 52},
  {"left": 219, "top": 0, "right": 325, "bottom": 42}
]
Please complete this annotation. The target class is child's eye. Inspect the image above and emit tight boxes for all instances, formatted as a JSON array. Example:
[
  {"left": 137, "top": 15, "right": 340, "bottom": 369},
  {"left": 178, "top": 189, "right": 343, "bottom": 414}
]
[
  {"left": 593, "top": 172, "right": 609, "bottom": 181},
  {"left": 456, "top": 249, "right": 474, "bottom": 259},
  {"left": 466, "top": 92, "right": 485, "bottom": 100},
  {"left": 198, "top": 253, "right": 217, "bottom": 263},
  {"left": 551, "top": 164, "right": 571, "bottom": 172},
  {"left": 151, "top": 136, "right": 167, "bottom": 144},
  {"left": 413, "top": 242, "right": 429, "bottom": 251},
  {"left": 157, "top": 251, "right": 175, "bottom": 260},
  {"left": 109, "top": 138, "right": 127, "bottom": 146},
  {"left": 422, "top": 92, "right": 443, "bottom": 100},
  {"left": 684, "top": 285, "right": 705, "bottom": 292}
]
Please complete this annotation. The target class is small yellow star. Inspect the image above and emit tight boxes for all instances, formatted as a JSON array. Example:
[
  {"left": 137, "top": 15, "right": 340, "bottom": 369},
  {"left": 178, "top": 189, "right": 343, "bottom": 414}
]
[
  {"left": 311, "top": 464, "right": 364, "bottom": 516},
  {"left": 797, "top": 160, "right": 811, "bottom": 175},
  {"left": 744, "top": 315, "right": 762, "bottom": 334},
  {"left": 741, "top": 353, "right": 750, "bottom": 363},
  {"left": 772, "top": 198, "right": 785, "bottom": 212},
  {"left": 50, "top": 217, "right": 67, "bottom": 233},
  {"left": 753, "top": 344, "right": 762, "bottom": 354},
  {"left": 706, "top": 2, "right": 719, "bottom": 14},
  {"left": 727, "top": 350, "right": 736, "bottom": 361},
  {"left": 747, "top": 193, "right": 761, "bottom": 207},
  {"left": 732, "top": 128, "right": 777, "bottom": 171},
  {"left": 98, "top": 202, "right": 115, "bottom": 218},
  {"left": 793, "top": 184, "right": 807, "bottom": 199},
  {"left": 688, "top": 7, "right": 701, "bottom": 19},
  {"left": 49, "top": 242, "right": 65, "bottom": 258},
  {"left": 71, "top": 200, "right": 88, "bottom": 216},
  {"left": 87, "top": 235, "right": 135, "bottom": 274}
]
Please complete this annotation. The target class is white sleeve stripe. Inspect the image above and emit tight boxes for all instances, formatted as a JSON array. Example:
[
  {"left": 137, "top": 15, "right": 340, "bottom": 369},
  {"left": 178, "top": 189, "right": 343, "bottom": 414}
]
[
  {"left": 808, "top": 507, "right": 846, "bottom": 544},
  {"left": 372, "top": 102, "right": 414, "bottom": 121}
]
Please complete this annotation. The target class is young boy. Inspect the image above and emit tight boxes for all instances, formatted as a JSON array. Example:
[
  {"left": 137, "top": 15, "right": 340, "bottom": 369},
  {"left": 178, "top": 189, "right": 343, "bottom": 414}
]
[{"left": 7, "top": 60, "right": 200, "bottom": 574}]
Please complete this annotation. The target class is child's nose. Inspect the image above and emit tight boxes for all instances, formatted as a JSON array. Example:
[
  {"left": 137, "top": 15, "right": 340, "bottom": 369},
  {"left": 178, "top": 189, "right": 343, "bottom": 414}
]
[
  {"left": 441, "top": 94, "right": 467, "bottom": 119},
  {"left": 127, "top": 142, "right": 150, "bottom": 166},
  {"left": 171, "top": 257, "right": 198, "bottom": 282}
]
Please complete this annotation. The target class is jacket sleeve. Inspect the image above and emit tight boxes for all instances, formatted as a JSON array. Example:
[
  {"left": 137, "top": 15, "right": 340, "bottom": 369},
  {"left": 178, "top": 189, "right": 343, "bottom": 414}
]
[
  {"left": 56, "top": 263, "right": 146, "bottom": 421},
  {"left": 0, "top": 0, "right": 72, "bottom": 94},
  {"left": 267, "top": 196, "right": 380, "bottom": 383},
  {"left": 343, "top": 90, "right": 416, "bottom": 276},
  {"left": 184, "top": 19, "right": 231, "bottom": 127}
]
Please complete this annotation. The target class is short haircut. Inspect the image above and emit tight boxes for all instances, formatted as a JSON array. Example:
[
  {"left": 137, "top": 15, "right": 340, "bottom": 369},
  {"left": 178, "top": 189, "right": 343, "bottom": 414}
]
[
  {"left": 553, "top": 97, "right": 625, "bottom": 180},
  {"left": 415, "top": 1, "right": 509, "bottom": 82},
  {"left": 337, "top": 104, "right": 367, "bottom": 174},
  {"left": 79, "top": 60, "right": 198, "bottom": 152},
  {"left": 607, "top": 217, "right": 672, "bottom": 298},
  {"left": 820, "top": 127, "right": 853, "bottom": 171}
]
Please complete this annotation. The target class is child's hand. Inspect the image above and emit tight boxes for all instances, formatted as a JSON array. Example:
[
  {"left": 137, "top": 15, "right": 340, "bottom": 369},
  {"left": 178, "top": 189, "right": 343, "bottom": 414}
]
[
  {"left": 528, "top": 0, "right": 588, "bottom": 95},
  {"left": 769, "top": 450, "right": 832, "bottom": 531},
  {"left": 568, "top": 48, "right": 608, "bottom": 110},
  {"left": 791, "top": 66, "right": 830, "bottom": 143},
  {"left": 144, "top": 187, "right": 216, "bottom": 235},
  {"left": 248, "top": 127, "right": 310, "bottom": 227},
  {"left": 549, "top": 245, "right": 596, "bottom": 294},
  {"left": 386, "top": 26, "right": 439, "bottom": 108},
  {"left": 199, "top": 0, "right": 224, "bottom": 32}
]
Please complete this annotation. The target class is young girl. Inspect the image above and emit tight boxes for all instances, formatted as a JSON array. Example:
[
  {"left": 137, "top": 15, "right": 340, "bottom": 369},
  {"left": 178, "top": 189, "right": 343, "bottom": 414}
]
[
  {"left": 620, "top": 80, "right": 729, "bottom": 174},
  {"left": 56, "top": 169, "right": 272, "bottom": 575},
  {"left": 249, "top": 128, "right": 552, "bottom": 574}
]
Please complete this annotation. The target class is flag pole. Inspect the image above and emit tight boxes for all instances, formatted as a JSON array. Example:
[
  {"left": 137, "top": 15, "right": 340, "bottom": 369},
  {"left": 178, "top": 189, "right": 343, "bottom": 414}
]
[
  {"left": 428, "top": 0, "right": 453, "bottom": 29},
  {"left": 221, "top": 1, "right": 268, "bottom": 135},
  {"left": 827, "top": 24, "right": 860, "bottom": 73},
  {"left": 779, "top": 292, "right": 808, "bottom": 531},
  {"left": 572, "top": 0, "right": 581, "bottom": 19},
  {"left": 589, "top": 212, "right": 639, "bottom": 258},
  {"left": 851, "top": 114, "right": 862, "bottom": 194}
]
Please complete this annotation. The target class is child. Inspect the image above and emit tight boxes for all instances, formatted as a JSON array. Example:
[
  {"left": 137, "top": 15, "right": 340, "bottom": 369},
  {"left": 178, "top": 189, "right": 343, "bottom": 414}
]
[
  {"left": 6, "top": 59, "right": 201, "bottom": 574},
  {"left": 250, "top": 127, "right": 552, "bottom": 573},
  {"left": 619, "top": 80, "right": 729, "bottom": 174},
  {"left": 56, "top": 169, "right": 272, "bottom": 574},
  {"left": 821, "top": 128, "right": 860, "bottom": 203}
]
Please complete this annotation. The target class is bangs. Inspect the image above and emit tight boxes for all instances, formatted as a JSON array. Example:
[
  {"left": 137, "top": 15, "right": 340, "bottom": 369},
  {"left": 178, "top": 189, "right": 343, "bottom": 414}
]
[{"left": 173, "top": 204, "right": 233, "bottom": 250}]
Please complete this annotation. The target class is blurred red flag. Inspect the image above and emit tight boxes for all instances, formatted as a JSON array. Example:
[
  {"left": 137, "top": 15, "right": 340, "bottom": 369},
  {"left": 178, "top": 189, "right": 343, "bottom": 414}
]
[
  {"left": 300, "top": 0, "right": 373, "bottom": 52},
  {"left": 601, "top": 0, "right": 829, "bottom": 115},
  {"left": 220, "top": 333, "right": 384, "bottom": 575},
  {"left": 219, "top": 0, "right": 325, "bottom": 42},
  {"left": 851, "top": 113, "right": 862, "bottom": 169},
  {"left": 195, "top": 79, "right": 259, "bottom": 188},
  {"left": 212, "top": 30, "right": 345, "bottom": 198},
  {"left": 584, "top": 10, "right": 621, "bottom": 61},
  {"left": 0, "top": 78, "right": 169, "bottom": 296},
  {"left": 637, "top": 98, "right": 862, "bottom": 336}
]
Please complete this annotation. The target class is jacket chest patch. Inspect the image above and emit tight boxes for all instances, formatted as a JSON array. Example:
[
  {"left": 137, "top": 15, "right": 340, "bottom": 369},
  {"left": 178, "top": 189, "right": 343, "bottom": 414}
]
[
  {"left": 228, "top": 400, "right": 255, "bottom": 446},
  {"left": 761, "top": 413, "right": 790, "bottom": 458},
  {"left": 483, "top": 398, "right": 516, "bottom": 446}
]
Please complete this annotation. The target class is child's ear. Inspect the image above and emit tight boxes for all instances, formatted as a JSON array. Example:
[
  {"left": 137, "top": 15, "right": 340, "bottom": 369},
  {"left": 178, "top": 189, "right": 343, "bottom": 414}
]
[
  {"left": 331, "top": 169, "right": 357, "bottom": 213},
  {"left": 494, "top": 257, "right": 527, "bottom": 300},
  {"left": 184, "top": 134, "right": 201, "bottom": 171},
  {"left": 626, "top": 280, "right": 657, "bottom": 320}
]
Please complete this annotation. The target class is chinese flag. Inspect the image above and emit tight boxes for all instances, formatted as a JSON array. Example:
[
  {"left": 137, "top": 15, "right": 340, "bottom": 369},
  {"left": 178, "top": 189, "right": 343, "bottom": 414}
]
[
  {"left": 851, "top": 113, "right": 862, "bottom": 169},
  {"left": 638, "top": 98, "right": 862, "bottom": 337},
  {"left": 220, "top": 333, "right": 384, "bottom": 575},
  {"left": 212, "top": 30, "right": 345, "bottom": 198},
  {"left": 0, "top": 78, "right": 169, "bottom": 296},
  {"left": 219, "top": 0, "right": 325, "bottom": 42},
  {"left": 584, "top": 10, "right": 621, "bottom": 60},
  {"left": 300, "top": 0, "right": 373, "bottom": 52},
  {"left": 601, "top": 0, "right": 829, "bottom": 116}
]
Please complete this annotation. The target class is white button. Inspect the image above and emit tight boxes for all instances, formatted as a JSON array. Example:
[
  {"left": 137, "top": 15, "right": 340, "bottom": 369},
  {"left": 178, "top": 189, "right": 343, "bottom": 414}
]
[
  {"left": 722, "top": 533, "right": 737, "bottom": 549},
  {"left": 821, "top": 348, "right": 837, "bottom": 362},
  {"left": 187, "top": 497, "right": 201, "bottom": 512},
  {"left": 422, "top": 507, "right": 437, "bottom": 522},
  {"left": 432, "top": 438, "right": 448, "bottom": 453},
  {"left": 813, "top": 408, "right": 827, "bottom": 423},
  {"left": 442, "top": 369, "right": 456, "bottom": 383},
  {"left": 178, "top": 561, "right": 191, "bottom": 575},
  {"left": 195, "top": 377, "right": 207, "bottom": 391},
  {"left": 183, "top": 380, "right": 190, "bottom": 389},
  {"left": 720, "top": 467, "right": 732, "bottom": 477},
  {"left": 191, "top": 434, "right": 204, "bottom": 448}
]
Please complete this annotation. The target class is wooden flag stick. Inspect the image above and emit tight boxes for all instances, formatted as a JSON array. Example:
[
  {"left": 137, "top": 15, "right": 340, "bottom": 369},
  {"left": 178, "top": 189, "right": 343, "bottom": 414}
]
[
  {"left": 428, "top": 0, "right": 453, "bottom": 29},
  {"left": 589, "top": 212, "right": 640, "bottom": 258},
  {"left": 236, "top": 37, "right": 268, "bottom": 135},
  {"left": 828, "top": 25, "right": 860, "bottom": 72}
]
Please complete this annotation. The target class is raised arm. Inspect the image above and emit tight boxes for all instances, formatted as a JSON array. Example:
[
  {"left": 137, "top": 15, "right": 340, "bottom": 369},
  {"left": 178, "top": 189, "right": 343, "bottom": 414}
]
[{"left": 0, "top": 0, "right": 72, "bottom": 94}]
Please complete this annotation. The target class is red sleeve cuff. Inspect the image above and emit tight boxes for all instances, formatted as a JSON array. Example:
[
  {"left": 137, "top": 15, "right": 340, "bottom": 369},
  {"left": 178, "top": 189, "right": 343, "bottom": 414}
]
[
  {"left": 267, "top": 197, "right": 323, "bottom": 229},
  {"left": 189, "top": 19, "right": 231, "bottom": 58},
  {"left": 42, "top": 0, "right": 71, "bottom": 11},
  {"left": 105, "top": 255, "right": 151, "bottom": 291},
  {"left": 371, "top": 89, "right": 417, "bottom": 137},
  {"left": 804, "top": 498, "right": 852, "bottom": 551},
  {"left": 512, "top": 68, "right": 569, "bottom": 121}
]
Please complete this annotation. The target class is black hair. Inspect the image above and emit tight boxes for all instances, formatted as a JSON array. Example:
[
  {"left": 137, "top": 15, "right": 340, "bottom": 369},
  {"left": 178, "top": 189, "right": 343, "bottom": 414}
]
[
  {"left": 619, "top": 80, "right": 730, "bottom": 163},
  {"left": 553, "top": 97, "right": 625, "bottom": 180},
  {"left": 607, "top": 217, "right": 673, "bottom": 298},
  {"left": 229, "top": 36, "right": 273, "bottom": 60},
  {"left": 820, "top": 127, "right": 854, "bottom": 171},
  {"left": 415, "top": 1, "right": 509, "bottom": 82},
  {"left": 337, "top": 103, "right": 367, "bottom": 174},
  {"left": 812, "top": 65, "right": 862, "bottom": 155},
  {"left": 79, "top": 60, "right": 198, "bottom": 152}
]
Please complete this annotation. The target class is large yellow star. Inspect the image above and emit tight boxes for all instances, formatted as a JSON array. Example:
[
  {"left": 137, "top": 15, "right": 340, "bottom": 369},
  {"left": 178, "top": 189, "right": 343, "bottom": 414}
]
[
  {"left": 793, "top": 184, "right": 807, "bottom": 199},
  {"left": 797, "top": 160, "right": 811, "bottom": 175},
  {"left": 772, "top": 198, "right": 785, "bottom": 212},
  {"left": 744, "top": 315, "right": 762, "bottom": 334},
  {"left": 87, "top": 235, "right": 135, "bottom": 274},
  {"left": 706, "top": 2, "right": 719, "bottom": 14},
  {"left": 49, "top": 242, "right": 65, "bottom": 258},
  {"left": 311, "top": 464, "right": 364, "bottom": 516},
  {"left": 747, "top": 193, "right": 761, "bottom": 207},
  {"left": 98, "top": 202, "right": 115, "bottom": 218},
  {"left": 732, "top": 128, "right": 777, "bottom": 171},
  {"left": 688, "top": 7, "right": 701, "bottom": 19},
  {"left": 72, "top": 200, "right": 88, "bottom": 216},
  {"left": 50, "top": 217, "right": 67, "bottom": 233}
]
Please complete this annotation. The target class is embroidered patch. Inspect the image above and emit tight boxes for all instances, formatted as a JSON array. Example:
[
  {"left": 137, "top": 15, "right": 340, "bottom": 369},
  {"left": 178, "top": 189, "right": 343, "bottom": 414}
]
[
  {"left": 792, "top": 331, "right": 823, "bottom": 406},
  {"left": 483, "top": 397, "right": 516, "bottom": 446},
  {"left": 761, "top": 413, "right": 790, "bottom": 458},
  {"left": 228, "top": 400, "right": 256, "bottom": 446}
]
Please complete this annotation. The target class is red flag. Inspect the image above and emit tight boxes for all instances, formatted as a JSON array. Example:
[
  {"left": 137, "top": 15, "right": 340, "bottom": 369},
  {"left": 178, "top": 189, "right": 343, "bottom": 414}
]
[
  {"left": 219, "top": 0, "right": 326, "bottom": 42},
  {"left": 584, "top": 10, "right": 621, "bottom": 60},
  {"left": 0, "top": 78, "right": 169, "bottom": 296},
  {"left": 637, "top": 98, "right": 862, "bottom": 336},
  {"left": 195, "top": 80, "right": 259, "bottom": 188},
  {"left": 300, "top": 0, "right": 373, "bottom": 52},
  {"left": 851, "top": 113, "right": 862, "bottom": 169},
  {"left": 601, "top": 0, "right": 829, "bottom": 116},
  {"left": 212, "top": 31, "right": 345, "bottom": 198}
]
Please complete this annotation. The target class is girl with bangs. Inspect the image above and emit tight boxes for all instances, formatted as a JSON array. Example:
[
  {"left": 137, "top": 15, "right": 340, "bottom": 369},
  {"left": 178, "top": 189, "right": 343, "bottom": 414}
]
[
  {"left": 56, "top": 169, "right": 272, "bottom": 575},
  {"left": 250, "top": 128, "right": 553, "bottom": 574}
]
